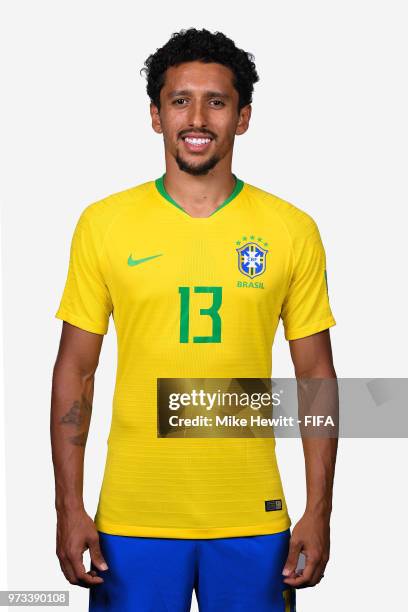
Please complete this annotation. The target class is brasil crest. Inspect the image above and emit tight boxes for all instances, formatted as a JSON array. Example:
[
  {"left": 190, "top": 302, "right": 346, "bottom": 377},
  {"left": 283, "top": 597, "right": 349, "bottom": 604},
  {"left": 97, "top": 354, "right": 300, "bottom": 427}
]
[{"left": 236, "top": 241, "right": 268, "bottom": 279}]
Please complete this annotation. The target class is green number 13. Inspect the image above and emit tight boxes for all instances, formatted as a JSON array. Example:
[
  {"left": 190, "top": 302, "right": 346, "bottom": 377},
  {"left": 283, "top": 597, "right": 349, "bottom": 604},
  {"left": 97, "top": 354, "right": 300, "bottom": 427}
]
[{"left": 178, "top": 286, "right": 222, "bottom": 343}]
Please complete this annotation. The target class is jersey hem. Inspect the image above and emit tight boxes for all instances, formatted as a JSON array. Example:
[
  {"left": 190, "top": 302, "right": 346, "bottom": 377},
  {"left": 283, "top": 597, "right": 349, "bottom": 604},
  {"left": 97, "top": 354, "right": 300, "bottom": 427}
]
[
  {"left": 55, "top": 308, "right": 108, "bottom": 335},
  {"left": 284, "top": 315, "right": 336, "bottom": 341},
  {"left": 94, "top": 516, "right": 292, "bottom": 539}
]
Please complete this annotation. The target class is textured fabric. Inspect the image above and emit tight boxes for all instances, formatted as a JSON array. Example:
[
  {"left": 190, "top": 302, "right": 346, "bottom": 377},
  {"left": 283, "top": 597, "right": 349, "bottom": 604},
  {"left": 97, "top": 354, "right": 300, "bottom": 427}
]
[
  {"left": 88, "top": 529, "right": 296, "bottom": 612},
  {"left": 55, "top": 176, "right": 336, "bottom": 538}
]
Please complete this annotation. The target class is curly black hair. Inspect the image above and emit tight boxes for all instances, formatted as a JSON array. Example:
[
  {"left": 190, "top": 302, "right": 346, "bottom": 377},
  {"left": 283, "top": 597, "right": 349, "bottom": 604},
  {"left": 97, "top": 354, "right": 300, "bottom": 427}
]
[{"left": 140, "top": 28, "right": 259, "bottom": 112}]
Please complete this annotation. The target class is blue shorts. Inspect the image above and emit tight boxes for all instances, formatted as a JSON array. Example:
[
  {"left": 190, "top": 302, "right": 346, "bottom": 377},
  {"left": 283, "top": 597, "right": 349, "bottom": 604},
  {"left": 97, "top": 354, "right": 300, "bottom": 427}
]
[{"left": 89, "top": 528, "right": 296, "bottom": 612}]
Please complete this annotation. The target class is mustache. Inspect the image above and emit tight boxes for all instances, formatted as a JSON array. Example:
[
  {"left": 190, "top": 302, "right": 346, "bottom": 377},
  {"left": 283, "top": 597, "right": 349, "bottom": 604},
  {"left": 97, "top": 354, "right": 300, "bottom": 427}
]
[{"left": 179, "top": 130, "right": 216, "bottom": 140}]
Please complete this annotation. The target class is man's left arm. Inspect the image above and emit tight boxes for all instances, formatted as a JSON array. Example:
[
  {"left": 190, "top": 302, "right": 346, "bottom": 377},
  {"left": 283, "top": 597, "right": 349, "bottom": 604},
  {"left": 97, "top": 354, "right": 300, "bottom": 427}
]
[{"left": 282, "top": 328, "right": 338, "bottom": 589}]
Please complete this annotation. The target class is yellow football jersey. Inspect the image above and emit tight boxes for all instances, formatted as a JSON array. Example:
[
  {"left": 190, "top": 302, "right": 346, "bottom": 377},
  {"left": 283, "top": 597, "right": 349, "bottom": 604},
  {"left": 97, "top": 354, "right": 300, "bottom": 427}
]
[{"left": 55, "top": 174, "right": 336, "bottom": 538}]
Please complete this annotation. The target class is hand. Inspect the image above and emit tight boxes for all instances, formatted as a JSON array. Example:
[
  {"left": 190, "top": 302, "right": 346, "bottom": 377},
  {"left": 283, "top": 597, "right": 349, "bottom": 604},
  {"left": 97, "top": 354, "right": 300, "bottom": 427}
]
[
  {"left": 56, "top": 508, "right": 108, "bottom": 588},
  {"left": 282, "top": 511, "right": 330, "bottom": 588}
]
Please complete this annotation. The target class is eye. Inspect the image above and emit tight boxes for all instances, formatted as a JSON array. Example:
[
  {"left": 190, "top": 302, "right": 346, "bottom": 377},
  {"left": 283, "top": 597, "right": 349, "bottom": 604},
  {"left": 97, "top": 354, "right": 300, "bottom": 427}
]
[
  {"left": 173, "top": 98, "right": 187, "bottom": 105},
  {"left": 210, "top": 100, "right": 225, "bottom": 107}
]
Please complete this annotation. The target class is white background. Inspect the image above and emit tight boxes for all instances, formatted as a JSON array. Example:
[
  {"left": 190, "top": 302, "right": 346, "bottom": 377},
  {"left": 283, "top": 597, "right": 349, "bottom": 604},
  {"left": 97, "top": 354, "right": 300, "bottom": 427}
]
[{"left": 1, "top": 1, "right": 408, "bottom": 610}]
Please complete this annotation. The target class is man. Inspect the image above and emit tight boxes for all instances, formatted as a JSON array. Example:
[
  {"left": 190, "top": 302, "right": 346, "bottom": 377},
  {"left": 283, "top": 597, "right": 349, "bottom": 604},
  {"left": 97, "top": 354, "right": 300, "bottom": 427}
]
[{"left": 51, "top": 28, "right": 337, "bottom": 612}]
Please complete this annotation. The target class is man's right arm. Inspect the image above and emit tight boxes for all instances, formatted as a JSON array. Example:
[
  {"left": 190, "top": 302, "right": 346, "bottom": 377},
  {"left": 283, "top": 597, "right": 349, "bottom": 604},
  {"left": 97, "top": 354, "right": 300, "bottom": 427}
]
[{"left": 51, "top": 321, "right": 109, "bottom": 588}]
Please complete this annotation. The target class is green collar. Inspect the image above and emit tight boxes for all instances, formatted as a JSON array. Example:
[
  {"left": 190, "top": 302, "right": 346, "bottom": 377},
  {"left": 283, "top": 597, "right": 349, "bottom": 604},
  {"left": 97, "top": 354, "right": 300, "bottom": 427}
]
[{"left": 155, "top": 173, "right": 244, "bottom": 217}]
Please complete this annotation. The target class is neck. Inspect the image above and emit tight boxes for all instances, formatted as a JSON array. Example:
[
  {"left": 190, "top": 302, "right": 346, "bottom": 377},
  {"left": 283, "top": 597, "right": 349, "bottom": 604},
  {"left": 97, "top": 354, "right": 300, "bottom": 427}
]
[{"left": 162, "top": 154, "right": 236, "bottom": 217}]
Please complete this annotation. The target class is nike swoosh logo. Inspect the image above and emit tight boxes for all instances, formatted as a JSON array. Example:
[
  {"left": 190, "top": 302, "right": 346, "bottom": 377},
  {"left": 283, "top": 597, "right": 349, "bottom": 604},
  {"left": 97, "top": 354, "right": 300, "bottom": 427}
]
[{"left": 128, "top": 253, "right": 163, "bottom": 267}]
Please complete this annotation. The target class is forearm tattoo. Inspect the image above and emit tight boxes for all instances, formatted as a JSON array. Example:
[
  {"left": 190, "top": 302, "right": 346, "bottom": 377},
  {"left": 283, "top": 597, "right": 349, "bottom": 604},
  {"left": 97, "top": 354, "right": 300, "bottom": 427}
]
[{"left": 60, "top": 394, "right": 92, "bottom": 446}]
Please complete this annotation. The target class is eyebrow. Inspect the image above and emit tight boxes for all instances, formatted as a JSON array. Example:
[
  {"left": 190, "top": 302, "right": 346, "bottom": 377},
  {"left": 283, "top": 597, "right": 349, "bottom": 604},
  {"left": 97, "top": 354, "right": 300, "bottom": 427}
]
[{"left": 167, "top": 89, "right": 231, "bottom": 99}]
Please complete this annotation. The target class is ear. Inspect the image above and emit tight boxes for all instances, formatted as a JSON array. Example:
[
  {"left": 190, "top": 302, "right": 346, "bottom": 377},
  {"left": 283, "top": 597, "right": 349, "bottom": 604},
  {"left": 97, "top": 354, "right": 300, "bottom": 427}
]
[
  {"left": 150, "top": 102, "right": 162, "bottom": 134},
  {"left": 235, "top": 104, "right": 252, "bottom": 136}
]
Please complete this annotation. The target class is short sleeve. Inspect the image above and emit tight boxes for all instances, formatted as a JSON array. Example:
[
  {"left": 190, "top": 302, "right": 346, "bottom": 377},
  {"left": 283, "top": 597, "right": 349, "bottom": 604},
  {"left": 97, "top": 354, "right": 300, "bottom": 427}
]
[
  {"left": 280, "top": 219, "right": 336, "bottom": 340},
  {"left": 55, "top": 210, "right": 113, "bottom": 335}
]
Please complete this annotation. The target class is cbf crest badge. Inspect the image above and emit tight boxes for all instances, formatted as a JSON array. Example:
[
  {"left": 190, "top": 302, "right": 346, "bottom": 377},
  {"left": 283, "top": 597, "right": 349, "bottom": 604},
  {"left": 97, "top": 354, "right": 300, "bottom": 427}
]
[{"left": 236, "top": 236, "right": 268, "bottom": 279}]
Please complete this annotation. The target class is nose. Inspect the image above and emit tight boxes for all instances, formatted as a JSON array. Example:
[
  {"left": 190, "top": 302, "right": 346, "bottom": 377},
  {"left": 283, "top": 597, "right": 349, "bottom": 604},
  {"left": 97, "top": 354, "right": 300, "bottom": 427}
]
[{"left": 187, "top": 99, "right": 208, "bottom": 128}]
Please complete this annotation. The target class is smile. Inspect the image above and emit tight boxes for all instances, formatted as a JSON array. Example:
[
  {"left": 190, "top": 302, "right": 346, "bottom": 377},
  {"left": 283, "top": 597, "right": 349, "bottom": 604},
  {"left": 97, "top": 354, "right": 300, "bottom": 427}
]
[
  {"left": 182, "top": 136, "right": 213, "bottom": 152},
  {"left": 184, "top": 137, "right": 211, "bottom": 145}
]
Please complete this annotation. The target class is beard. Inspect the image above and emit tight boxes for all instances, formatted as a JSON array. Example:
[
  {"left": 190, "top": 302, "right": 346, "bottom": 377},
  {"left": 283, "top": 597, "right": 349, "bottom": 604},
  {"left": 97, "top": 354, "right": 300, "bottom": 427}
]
[{"left": 175, "top": 150, "right": 221, "bottom": 176}]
